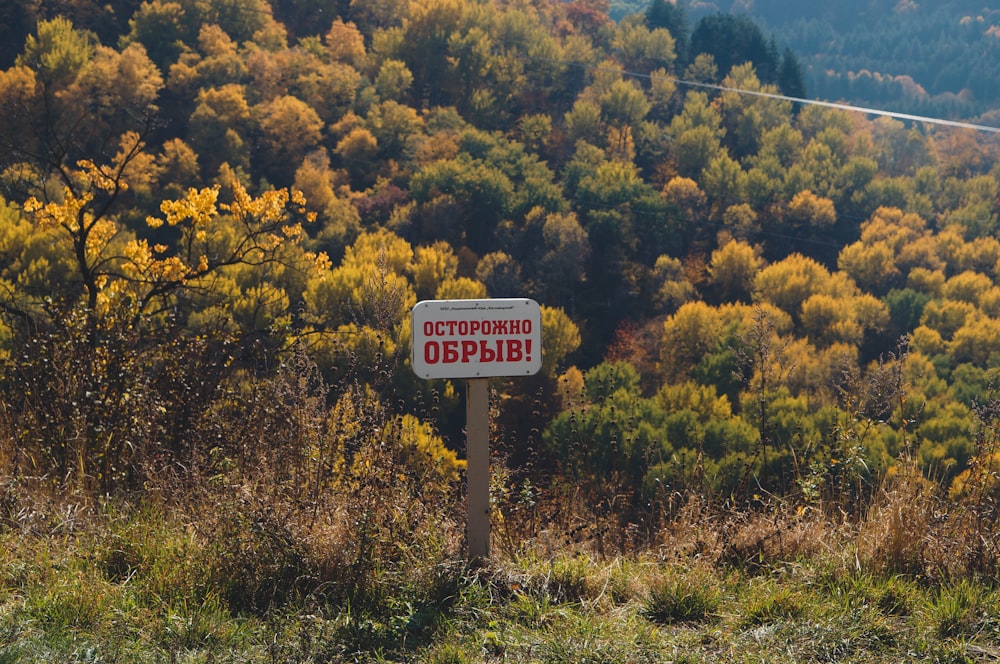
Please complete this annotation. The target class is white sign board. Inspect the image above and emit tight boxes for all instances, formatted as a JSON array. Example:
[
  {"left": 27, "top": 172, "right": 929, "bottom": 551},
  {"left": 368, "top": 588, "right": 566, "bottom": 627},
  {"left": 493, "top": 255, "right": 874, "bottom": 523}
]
[{"left": 411, "top": 298, "right": 543, "bottom": 379}]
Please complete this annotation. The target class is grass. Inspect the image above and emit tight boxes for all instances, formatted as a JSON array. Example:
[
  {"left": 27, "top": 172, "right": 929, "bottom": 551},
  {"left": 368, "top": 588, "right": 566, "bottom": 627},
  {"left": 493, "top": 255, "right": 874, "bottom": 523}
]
[
  {"left": 4, "top": 495, "right": 1000, "bottom": 663},
  {"left": 642, "top": 565, "right": 723, "bottom": 625},
  {"left": 3, "top": 424, "right": 1000, "bottom": 663}
]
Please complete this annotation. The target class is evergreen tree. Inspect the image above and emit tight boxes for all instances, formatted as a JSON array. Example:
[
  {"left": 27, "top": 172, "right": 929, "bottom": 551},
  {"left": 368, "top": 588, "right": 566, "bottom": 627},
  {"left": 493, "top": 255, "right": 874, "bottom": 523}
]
[
  {"left": 645, "top": 0, "right": 688, "bottom": 65},
  {"left": 689, "top": 13, "right": 778, "bottom": 83},
  {"left": 778, "top": 47, "right": 807, "bottom": 99}
]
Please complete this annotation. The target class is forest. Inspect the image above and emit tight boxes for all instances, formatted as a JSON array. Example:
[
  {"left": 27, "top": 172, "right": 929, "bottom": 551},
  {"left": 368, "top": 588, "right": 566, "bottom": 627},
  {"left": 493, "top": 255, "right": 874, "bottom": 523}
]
[
  {"left": 2, "top": 0, "right": 1000, "bottom": 660},
  {"left": 614, "top": 0, "right": 1000, "bottom": 121}
]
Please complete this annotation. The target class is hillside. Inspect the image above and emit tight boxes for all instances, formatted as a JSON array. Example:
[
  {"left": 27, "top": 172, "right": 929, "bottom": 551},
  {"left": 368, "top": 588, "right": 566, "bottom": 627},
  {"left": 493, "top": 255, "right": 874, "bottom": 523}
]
[
  {"left": 614, "top": 0, "right": 1000, "bottom": 121},
  {"left": 2, "top": 0, "right": 1000, "bottom": 658}
]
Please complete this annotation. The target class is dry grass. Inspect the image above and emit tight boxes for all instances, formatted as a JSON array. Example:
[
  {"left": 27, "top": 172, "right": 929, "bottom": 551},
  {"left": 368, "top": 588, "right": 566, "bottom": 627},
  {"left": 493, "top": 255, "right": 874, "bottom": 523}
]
[{"left": 856, "top": 462, "right": 938, "bottom": 576}]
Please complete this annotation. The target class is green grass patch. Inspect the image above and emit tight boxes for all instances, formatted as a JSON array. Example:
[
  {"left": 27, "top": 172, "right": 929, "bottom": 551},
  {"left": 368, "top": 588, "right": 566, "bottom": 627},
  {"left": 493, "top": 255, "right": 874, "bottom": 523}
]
[
  {"left": 642, "top": 565, "right": 723, "bottom": 624},
  {"left": 4, "top": 497, "right": 1000, "bottom": 662}
]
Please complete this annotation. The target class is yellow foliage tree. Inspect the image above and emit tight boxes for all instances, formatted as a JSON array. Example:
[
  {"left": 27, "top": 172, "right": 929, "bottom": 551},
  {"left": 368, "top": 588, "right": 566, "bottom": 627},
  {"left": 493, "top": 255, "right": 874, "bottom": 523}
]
[
  {"left": 661, "top": 301, "right": 723, "bottom": 376},
  {"left": 753, "top": 253, "right": 835, "bottom": 320},
  {"left": 4, "top": 148, "right": 326, "bottom": 492},
  {"left": 541, "top": 305, "right": 582, "bottom": 378},
  {"left": 708, "top": 239, "right": 762, "bottom": 303}
]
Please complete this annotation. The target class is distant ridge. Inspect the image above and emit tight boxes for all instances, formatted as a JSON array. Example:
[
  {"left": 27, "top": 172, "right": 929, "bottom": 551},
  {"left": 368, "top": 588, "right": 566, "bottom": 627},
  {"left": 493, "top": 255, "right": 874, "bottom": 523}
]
[{"left": 612, "top": 0, "right": 1000, "bottom": 121}]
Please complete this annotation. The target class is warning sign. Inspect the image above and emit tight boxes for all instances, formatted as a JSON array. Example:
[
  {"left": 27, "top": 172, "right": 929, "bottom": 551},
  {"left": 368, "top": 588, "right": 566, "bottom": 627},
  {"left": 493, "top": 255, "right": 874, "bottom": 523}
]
[{"left": 411, "top": 298, "right": 543, "bottom": 379}]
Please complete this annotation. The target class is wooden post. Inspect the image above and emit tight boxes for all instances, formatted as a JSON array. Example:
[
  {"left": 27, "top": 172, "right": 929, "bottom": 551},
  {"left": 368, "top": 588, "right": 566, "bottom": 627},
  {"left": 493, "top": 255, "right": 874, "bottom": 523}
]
[
  {"left": 411, "top": 299, "right": 541, "bottom": 561},
  {"left": 466, "top": 377, "right": 490, "bottom": 560}
]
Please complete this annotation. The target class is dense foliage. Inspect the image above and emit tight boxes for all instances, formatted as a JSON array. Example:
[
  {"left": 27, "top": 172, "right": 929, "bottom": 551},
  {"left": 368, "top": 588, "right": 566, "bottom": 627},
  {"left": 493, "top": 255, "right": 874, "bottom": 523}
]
[
  {"left": 617, "top": 0, "right": 1000, "bottom": 121},
  {"left": 0, "top": 0, "right": 999, "bottom": 539}
]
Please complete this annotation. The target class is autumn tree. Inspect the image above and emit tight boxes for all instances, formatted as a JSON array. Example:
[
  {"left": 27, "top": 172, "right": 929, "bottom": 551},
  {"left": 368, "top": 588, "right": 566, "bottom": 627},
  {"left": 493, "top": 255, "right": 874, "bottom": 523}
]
[
  {"left": 1, "top": 19, "right": 163, "bottom": 200},
  {"left": 540, "top": 305, "right": 582, "bottom": 378},
  {"left": 254, "top": 95, "right": 325, "bottom": 186},
  {"left": 708, "top": 238, "right": 762, "bottom": 303},
  {"left": 779, "top": 189, "right": 837, "bottom": 255},
  {"left": 661, "top": 300, "right": 723, "bottom": 377},
  {"left": 3, "top": 152, "right": 324, "bottom": 493},
  {"left": 754, "top": 252, "right": 843, "bottom": 322}
]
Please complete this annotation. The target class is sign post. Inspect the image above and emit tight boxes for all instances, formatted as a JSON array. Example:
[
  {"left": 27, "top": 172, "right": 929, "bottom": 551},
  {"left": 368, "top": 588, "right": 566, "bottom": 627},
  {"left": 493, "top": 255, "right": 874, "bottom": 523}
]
[
  {"left": 465, "top": 377, "right": 490, "bottom": 558},
  {"left": 411, "top": 298, "right": 542, "bottom": 560}
]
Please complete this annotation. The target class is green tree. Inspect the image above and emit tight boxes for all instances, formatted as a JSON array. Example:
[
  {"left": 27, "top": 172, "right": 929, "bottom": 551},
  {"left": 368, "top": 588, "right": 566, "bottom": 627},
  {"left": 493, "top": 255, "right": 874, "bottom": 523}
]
[
  {"left": 535, "top": 211, "right": 590, "bottom": 307},
  {"left": 715, "top": 62, "right": 792, "bottom": 159},
  {"left": 700, "top": 152, "right": 746, "bottom": 216},
  {"left": 565, "top": 98, "right": 604, "bottom": 146},
  {"left": 183, "top": 0, "right": 277, "bottom": 44},
  {"left": 364, "top": 100, "right": 425, "bottom": 161},
  {"left": 410, "top": 154, "right": 514, "bottom": 254},
  {"left": 645, "top": 0, "right": 688, "bottom": 62},
  {"left": 669, "top": 91, "right": 724, "bottom": 178},
  {"left": 124, "top": 0, "right": 188, "bottom": 71},
  {"left": 374, "top": 59, "right": 414, "bottom": 102},
  {"left": 386, "top": 0, "right": 469, "bottom": 107},
  {"left": 884, "top": 287, "right": 931, "bottom": 339},
  {"left": 17, "top": 16, "right": 95, "bottom": 87},
  {"left": 599, "top": 78, "right": 651, "bottom": 157},
  {"left": 777, "top": 47, "right": 806, "bottom": 98},
  {"left": 612, "top": 17, "right": 676, "bottom": 75},
  {"left": 689, "top": 13, "right": 778, "bottom": 81}
]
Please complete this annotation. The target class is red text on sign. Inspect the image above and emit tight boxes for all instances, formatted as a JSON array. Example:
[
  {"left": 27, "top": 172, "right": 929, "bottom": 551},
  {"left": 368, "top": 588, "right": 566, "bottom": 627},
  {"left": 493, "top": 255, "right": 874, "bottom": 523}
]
[
  {"left": 422, "top": 338, "right": 534, "bottom": 365},
  {"left": 422, "top": 319, "right": 533, "bottom": 337}
]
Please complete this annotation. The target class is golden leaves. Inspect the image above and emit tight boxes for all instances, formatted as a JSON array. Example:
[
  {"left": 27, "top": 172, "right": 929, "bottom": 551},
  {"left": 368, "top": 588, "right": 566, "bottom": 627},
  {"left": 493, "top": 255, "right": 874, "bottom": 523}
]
[
  {"left": 77, "top": 159, "right": 123, "bottom": 193},
  {"left": 85, "top": 218, "right": 119, "bottom": 262},
  {"left": 18, "top": 158, "right": 320, "bottom": 342},
  {"left": 152, "top": 185, "right": 220, "bottom": 228},
  {"left": 122, "top": 238, "right": 188, "bottom": 283},
  {"left": 24, "top": 189, "right": 92, "bottom": 231}
]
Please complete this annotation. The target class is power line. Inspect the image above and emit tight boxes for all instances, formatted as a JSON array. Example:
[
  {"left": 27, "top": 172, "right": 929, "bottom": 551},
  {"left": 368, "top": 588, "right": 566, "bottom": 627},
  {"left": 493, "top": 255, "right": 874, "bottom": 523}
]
[
  {"left": 529, "top": 54, "right": 1000, "bottom": 135},
  {"left": 650, "top": 73, "right": 1000, "bottom": 135}
]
